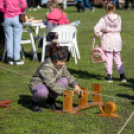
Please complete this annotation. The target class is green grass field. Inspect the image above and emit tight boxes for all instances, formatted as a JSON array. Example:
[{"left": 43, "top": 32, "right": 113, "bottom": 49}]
[{"left": 0, "top": 6, "right": 134, "bottom": 134}]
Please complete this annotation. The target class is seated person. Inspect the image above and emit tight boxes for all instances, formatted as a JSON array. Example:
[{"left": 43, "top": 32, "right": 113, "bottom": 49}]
[
  {"left": 38, "top": 0, "right": 70, "bottom": 53},
  {"left": 44, "top": 0, "right": 69, "bottom": 30},
  {"left": 29, "top": 42, "right": 82, "bottom": 112}
]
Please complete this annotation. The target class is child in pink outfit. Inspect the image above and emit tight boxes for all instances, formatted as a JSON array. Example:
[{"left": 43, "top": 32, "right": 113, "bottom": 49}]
[
  {"left": 94, "top": 0, "right": 127, "bottom": 83},
  {"left": 45, "top": 1, "right": 69, "bottom": 30}
]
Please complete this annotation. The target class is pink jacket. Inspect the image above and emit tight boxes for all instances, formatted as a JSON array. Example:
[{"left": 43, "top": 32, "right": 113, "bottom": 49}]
[
  {"left": 58, "top": 12, "right": 69, "bottom": 25},
  {"left": 94, "top": 14, "right": 122, "bottom": 52},
  {"left": 0, "top": 0, "right": 27, "bottom": 19},
  {"left": 46, "top": 8, "right": 69, "bottom": 25}
]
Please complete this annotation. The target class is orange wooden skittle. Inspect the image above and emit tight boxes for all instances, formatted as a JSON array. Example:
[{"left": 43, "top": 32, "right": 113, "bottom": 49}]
[
  {"left": 54, "top": 83, "right": 103, "bottom": 115},
  {"left": 0, "top": 100, "right": 12, "bottom": 108}
]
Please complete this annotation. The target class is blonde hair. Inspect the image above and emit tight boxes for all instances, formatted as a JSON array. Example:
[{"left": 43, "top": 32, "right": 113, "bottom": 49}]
[
  {"left": 49, "top": 0, "right": 62, "bottom": 12},
  {"left": 104, "top": 1, "right": 115, "bottom": 12}
]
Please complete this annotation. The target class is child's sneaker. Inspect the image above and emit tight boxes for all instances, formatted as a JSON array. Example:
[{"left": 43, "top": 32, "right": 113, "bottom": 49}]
[
  {"left": 91, "top": 7, "right": 95, "bottom": 12},
  {"left": 44, "top": 96, "right": 59, "bottom": 110},
  {"left": 105, "top": 75, "right": 113, "bottom": 83},
  {"left": 37, "top": 5, "right": 41, "bottom": 9},
  {"left": 120, "top": 74, "right": 127, "bottom": 82},
  {"left": 31, "top": 100, "right": 42, "bottom": 112},
  {"left": 33, "top": 8, "right": 37, "bottom": 11},
  {"left": 14, "top": 60, "right": 24, "bottom": 65},
  {"left": 7, "top": 57, "right": 14, "bottom": 65}
]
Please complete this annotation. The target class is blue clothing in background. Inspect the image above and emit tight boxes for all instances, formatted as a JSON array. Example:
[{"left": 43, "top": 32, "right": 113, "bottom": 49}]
[
  {"left": 82, "top": 0, "right": 93, "bottom": 11},
  {"left": 4, "top": 16, "right": 22, "bottom": 60}
]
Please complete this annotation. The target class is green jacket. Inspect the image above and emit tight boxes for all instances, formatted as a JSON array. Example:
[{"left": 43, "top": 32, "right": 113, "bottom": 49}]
[{"left": 29, "top": 58, "right": 79, "bottom": 95}]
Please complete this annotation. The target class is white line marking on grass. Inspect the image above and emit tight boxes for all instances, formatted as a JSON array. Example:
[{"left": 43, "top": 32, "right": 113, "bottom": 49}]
[{"left": 117, "top": 109, "right": 134, "bottom": 134}]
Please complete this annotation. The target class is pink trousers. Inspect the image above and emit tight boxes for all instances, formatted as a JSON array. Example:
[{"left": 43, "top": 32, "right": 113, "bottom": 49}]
[{"left": 104, "top": 51, "right": 124, "bottom": 75}]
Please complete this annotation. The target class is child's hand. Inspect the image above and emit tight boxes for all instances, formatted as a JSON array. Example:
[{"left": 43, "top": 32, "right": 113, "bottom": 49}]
[
  {"left": 74, "top": 89, "right": 83, "bottom": 96},
  {"left": 74, "top": 85, "right": 83, "bottom": 96},
  {"left": 74, "top": 84, "right": 81, "bottom": 90}
]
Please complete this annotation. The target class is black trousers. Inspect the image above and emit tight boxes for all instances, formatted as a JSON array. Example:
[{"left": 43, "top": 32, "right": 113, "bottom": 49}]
[
  {"left": 0, "top": 11, "right": 4, "bottom": 43},
  {"left": 76, "top": 1, "right": 84, "bottom": 12},
  {"left": 28, "top": 0, "right": 36, "bottom": 8},
  {"left": 36, "top": 0, "right": 41, "bottom": 5},
  {"left": 125, "top": 0, "right": 134, "bottom": 8}
]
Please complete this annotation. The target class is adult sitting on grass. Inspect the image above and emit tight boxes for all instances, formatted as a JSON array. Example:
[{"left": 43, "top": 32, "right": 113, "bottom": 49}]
[{"left": 29, "top": 42, "right": 82, "bottom": 112}]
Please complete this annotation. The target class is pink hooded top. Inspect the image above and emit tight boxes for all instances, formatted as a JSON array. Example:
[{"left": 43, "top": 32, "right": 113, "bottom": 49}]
[
  {"left": 0, "top": 0, "right": 27, "bottom": 19},
  {"left": 46, "top": 8, "right": 69, "bottom": 25},
  {"left": 94, "top": 14, "right": 122, "bottom": 52}
]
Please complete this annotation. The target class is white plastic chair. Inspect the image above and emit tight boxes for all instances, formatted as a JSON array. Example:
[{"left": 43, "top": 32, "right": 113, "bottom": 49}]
[
  {"left": 41, "top": 25, "right": 79, "bottom": 64},
  {"left": 34, "top": 21, "right": 81, "bottom": 44},
  {"left": 70, "top": 20, "right": 81, "bottom": 27},
  {"left": 69, "top": 20, "right": 81, "bottom": 59},
  {"left": 2, "top": 29, "right": 38, "bottom": 62}
]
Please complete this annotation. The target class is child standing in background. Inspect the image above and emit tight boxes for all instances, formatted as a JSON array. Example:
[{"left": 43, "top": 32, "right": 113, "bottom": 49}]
[
  {"left": 76, "top": 0, "right": 84, "bottom": 12},
  {"left": 94, "top": 0, "right": 127, "bottom": 83}
]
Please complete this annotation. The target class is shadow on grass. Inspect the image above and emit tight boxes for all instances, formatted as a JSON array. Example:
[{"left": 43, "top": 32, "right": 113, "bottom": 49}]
[
  {"left": 115, "top": 78, "right": 134, "bottom": 104},
  {"left": 18, "top": 95, "right": 32, "bottom": 110},
  {"left": 68, "top": 68, "right": 103, "bottom": 80},
  {"left": 116, "top": 94, "right": 134, "bottom": 105},
  {"left": 18, "top": 95, "right": 64, "bottom": 110},
  {"left": 24, "top": 51, "right": 42, "bottom": 61},
  {"left": 119, "top": 78, "right": 134, "bottom": 89},
  {"left": 18, "top": 95, "right": 79, "bottom": 110},
  {"left": 18, "top": 95, "right": 48, "bottom": 110}
]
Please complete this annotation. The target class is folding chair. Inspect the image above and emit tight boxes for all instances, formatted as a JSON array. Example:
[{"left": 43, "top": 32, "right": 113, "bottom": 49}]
[
  {"left": 34, "top": 25, "right": 46, "bottom": 45},
  {"left": 2, "top": 29, "right": 38, "bottom": 62}
]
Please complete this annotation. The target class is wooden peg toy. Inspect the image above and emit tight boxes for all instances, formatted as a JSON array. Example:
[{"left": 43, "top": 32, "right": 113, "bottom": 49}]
[
  {"left": 96, "top": 101, "right": 121, "bottom": 118},
  {"left": 0, "top": 100, "right": 12, "bottom": 108},
  {"left": 54, "top": 83, "right": 103, "bottom": 115}
]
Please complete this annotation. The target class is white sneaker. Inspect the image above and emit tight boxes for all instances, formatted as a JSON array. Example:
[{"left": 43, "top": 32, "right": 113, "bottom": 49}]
[
  {"left": 91, "top": 7, "right": 95, "bottom": 12},
  {"left": 14, "top": 60, "right": 24, "bottom": 65},
  {"left": 7, "top": 57, "right": 14, "bottom": 65},
  {"left": 33, "top": 8, "right": 37, "bottom": 11},
  {"left": 28, "top": 8, "right": 31, "bottom": 11},
  {"left": 37, "top": 5, "right": 41, "bottom": 9}
]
